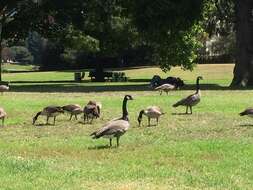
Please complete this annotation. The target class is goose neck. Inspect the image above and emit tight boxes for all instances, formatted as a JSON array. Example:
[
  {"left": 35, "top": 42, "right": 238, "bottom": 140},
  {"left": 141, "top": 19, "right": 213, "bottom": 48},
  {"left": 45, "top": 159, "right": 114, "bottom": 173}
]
[
  {"left": 122, "top": 98, "right": 128, "bottom": 121},
  {"left": 196, "top": 78, "right": 200, "bottom": 94},
  {"left": 138, "top": 110, "right": 144, "bottom": 119}
]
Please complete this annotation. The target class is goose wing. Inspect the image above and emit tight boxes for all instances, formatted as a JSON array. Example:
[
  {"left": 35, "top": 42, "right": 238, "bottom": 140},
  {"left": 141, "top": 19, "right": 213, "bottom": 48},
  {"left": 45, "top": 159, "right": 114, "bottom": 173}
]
[
  {"left": 185, "top": 93, "right": 200, "bottom": 105},
  {"left": 44, "top": 106, "right": 63, "bottom": 113},
  {"left": 173, "top": 93, "right": 200, "bottom": 107},
  {"left": 62, "top": 104, "right": 81, "bottom": 112},
  {"left": 90, "top": 120, "right": 130, "bottom": 138},
  {"left": 155, "top": 83, "right": 175, "bottom": 90}
]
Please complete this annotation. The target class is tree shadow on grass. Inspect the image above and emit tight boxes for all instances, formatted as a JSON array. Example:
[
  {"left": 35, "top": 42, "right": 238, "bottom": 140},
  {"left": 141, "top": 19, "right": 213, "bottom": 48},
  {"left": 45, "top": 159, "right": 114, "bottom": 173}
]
[
  {"left": 8, "top": 80, "right": 253, "bottom": 93},
  {"left": 181, "top": 84, "right": 253, "bottom": 91},
  {"left": 10, "top": 83, "right": 151, "bottom": 93}
]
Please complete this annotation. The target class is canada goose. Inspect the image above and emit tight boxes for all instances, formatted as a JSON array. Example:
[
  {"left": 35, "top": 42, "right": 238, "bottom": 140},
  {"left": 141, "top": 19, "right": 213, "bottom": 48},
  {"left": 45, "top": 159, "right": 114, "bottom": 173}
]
[
  {"left": 83, "top": 101, "right": 102, "bottom": 124},
  {"left": 239, "top": 108, "right": 253, "bottom": 117},
  {"left": 137, "top": 106, "right": 165, "bottom": 126},
  {"left": 32, "top": 106, "right": 64, "bottom": 125},
  {"left": 173, "top": 76, "right": 203, "bottom": 114},
  {"left": 0, "top": 84, "right": 9, "bottom": 95},
  {"left": 0, "top": 107, "right": 7, "bottom": 126},
  {"left": 155, "top": 83, "right": 177, "bottom": 95},
  {"left": 62, "top": 104, "right": 83, "bottom": 120},
  {"left": 90, "top": 95, "right": 133, "bottom": 147},
  {"left": 87, "top": 100, "right": 102, "bottom": 115}
]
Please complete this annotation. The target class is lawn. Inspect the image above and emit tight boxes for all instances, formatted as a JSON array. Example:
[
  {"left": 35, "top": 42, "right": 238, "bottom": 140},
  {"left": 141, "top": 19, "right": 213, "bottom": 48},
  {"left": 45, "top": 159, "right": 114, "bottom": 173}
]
[{"left": 0, "top": 64, "right": 253, "bottom": 189}]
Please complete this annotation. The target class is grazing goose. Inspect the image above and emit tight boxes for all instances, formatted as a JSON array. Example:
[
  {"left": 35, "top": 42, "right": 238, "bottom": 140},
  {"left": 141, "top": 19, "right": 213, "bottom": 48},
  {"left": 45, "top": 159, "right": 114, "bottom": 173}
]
[
  {"left": 138, "top": 106, "right": 165, "bottom": 126},
  {"left": 0, "top": 84, "right": 9, "bottom": 95},
  {"left": 62, "top": 104, "right": 83, "bottom": 120},
  {"left": 33, "top": 106, "right": 64, "bottom": 125},
  {"left": 173, "top": 76, "right": 203, "bottom": 114},
  {"left": 155, "top": 83, "right": 176, "bottom": 95},
  {"left": 87, "top": 100, "right": 102, "bottom": 116},
  {"left": 83, "top": 101, "right": 102, "bottom": 124},
  {"left": 90, "top": 95, "right": 133, "bottom": 147},
  {"left": 0, "top": 107, "right": 7, "bottom": 126},
  {"left": 239, "top": 108, "right": 253, "bottom": 117}
]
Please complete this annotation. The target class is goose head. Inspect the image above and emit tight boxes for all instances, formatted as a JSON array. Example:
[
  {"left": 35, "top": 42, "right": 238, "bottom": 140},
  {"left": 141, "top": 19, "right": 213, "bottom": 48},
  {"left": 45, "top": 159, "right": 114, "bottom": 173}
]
[
  {"left": 197, "top": 76, "right": 203, "bottom": 80},
  {"left": 124, "top": 95, "right": 134, "bottom": 101}
]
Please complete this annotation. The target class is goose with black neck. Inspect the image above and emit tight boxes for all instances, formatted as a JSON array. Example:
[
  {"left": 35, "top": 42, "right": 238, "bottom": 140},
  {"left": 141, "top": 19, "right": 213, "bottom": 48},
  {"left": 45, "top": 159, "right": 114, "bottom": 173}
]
[
  {"left": 90, "top": 95, "right": 133, "bottom": 147},
  {"left": 173, "top": 76, "right": 203, "bottom": 114}
]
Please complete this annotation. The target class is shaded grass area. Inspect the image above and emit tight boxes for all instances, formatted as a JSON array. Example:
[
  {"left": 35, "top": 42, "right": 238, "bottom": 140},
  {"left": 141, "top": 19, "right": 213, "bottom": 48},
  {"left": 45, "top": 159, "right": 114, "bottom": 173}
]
[
  {"left": 1, "top": 64, "right": 253, "bottom": 189},
  {"left": 2, "top": 64, "right": 247, "bottom": 93},
  {"left": 8, "top": 83, "right": 253, "bottom": 93}
]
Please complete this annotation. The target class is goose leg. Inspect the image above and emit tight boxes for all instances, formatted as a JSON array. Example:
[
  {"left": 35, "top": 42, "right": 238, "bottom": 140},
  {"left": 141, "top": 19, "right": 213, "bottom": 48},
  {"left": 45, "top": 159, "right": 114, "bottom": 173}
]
[
  {"left": 109, "top": 138, "right": 112, "bottom": 147},
  {"left": 190, "top": 106, "right": 192, "bottom": 114},
  {"left": 156, "top": 117, "right": 158, "bottom": 125},
  {"left": 2, "top": 118, "right": 4, "bottom": 127},
  {"left": 90, "top": 117, "right": 93, "bottom": 124},
  {"left": 75, "top": 114, "right": 78, "bottom": 120},
  {"left": 186, "top": 106, "right": 188, "bottom": 114},
  {"left": 46, "top": 116, "right": 49, "bottom": 124},
  {"left": 148, "top": 117, "right": 151, "bottom": 126},
  {"left": 53, "top": 116, "right": 56, "bottom": 125},
  {"left": 84, "top": 114, "right": 86, "bottom": 123},
  {"left": 69, "top": 114, "right": 73, "bottom": 120},
  {"left": 160, "top": 91, "right": 162, "bottom": 95},
  {"left": 116, "top": 136, "right": 120, "bottom": 147}
]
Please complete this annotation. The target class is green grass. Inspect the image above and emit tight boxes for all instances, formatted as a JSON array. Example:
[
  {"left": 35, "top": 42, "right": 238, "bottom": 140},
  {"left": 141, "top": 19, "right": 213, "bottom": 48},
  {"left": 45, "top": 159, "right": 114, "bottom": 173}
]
[
  {"left": 2, "top": 63, "right": 36, "bottom": 72},
  {"left": 1, "top": 64, "right": 253, "bottom": 189}
]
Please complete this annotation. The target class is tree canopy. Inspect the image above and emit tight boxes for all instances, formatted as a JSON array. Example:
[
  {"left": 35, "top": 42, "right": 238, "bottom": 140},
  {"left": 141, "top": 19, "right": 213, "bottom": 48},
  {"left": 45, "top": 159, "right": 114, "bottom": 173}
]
[{"left": 2, "top": 0, "right": 235, "bottom": 79}]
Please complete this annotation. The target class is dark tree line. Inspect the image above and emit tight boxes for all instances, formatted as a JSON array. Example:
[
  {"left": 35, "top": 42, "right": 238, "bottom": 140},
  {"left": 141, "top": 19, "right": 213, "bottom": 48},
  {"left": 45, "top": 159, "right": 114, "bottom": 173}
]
[{"left": 1, "top": 0, "right": 253, "bottom": 86}]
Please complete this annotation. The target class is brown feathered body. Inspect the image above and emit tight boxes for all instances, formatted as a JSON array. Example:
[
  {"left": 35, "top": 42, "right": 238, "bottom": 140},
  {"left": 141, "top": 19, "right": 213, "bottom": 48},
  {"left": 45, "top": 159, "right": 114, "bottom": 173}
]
[
  {"left": 83, "top": 101, "right": 102, "bottom": 124},
  {"left": 62, "top": 104, "right": 83, "bottom": 120},
  {"left": 138, "top": 106, "right": 165, "bottom": 126},
  {"left": 155, "top": 83, "right": 176, "bottom": 95},
  {"left": 173, "top": 93, "right": 201, "bottom": 107},
  {"left": 90, "top": 95, "right": 133, "bottom": 147},
  {"left": 33, "top": 106, "right": 64, "bottom": 125},
  {"left": 173, "top": 76, "right": 203, "bottom": 114}
]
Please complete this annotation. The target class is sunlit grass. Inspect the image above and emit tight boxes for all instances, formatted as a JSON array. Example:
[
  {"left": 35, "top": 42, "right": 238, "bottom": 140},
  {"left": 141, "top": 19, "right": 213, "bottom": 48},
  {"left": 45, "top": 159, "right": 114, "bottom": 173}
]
[
  {"left": 2, "top": 63, "right": 36, "bottom": 72},
  {"left": 0, "top": 64, "right": 253, "bottom": 189}
]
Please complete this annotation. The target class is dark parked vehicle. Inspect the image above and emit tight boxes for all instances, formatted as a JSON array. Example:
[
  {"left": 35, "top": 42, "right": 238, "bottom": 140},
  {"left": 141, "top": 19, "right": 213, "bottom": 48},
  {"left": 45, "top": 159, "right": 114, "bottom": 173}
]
[{"left": 150, "top": 75, "right": 184, "bottom": 88}]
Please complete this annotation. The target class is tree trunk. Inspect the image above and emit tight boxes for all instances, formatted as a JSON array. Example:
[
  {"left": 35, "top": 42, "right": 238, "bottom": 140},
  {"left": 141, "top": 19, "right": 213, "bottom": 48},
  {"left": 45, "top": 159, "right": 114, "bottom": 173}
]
[
  {"left": 231, "top": 0, "right": 253, "bottom": 86},
  {"left": 0, "top": 22, "right": 2, "bottom": 82}
]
